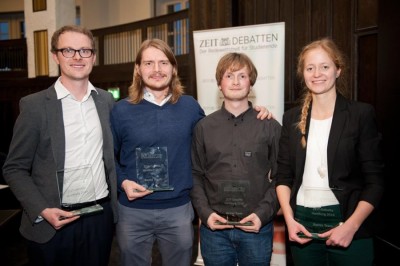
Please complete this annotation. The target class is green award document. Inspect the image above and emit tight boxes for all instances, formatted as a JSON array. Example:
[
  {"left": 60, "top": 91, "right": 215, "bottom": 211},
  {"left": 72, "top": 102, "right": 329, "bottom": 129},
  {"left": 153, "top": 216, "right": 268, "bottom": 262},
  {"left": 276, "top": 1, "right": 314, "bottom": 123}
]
[
  {"left": 214, "top": 181, "right": 253, "bottom": 226},
  {"left": 295, "top": 187, "right": 342, "bottom": 240},
  {"left": 295, "top": 205, "right": 342, "bottom": 240},
  {"left": 136, "top": 147, "right": 174, "bottom": 192},
  {"left": 57, "top": 165, "right": 103, "bottom": 220}
]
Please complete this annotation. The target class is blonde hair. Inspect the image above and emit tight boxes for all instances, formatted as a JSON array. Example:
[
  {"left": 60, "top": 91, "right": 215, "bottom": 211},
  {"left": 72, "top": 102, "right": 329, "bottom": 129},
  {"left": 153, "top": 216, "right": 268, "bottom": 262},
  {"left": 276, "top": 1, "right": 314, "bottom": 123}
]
[
  {"left": 296, "top": 37, "right": 348, "bottom": 148},
  {"left": 128, "top": 39, "right": 184, "bottom": 104}
]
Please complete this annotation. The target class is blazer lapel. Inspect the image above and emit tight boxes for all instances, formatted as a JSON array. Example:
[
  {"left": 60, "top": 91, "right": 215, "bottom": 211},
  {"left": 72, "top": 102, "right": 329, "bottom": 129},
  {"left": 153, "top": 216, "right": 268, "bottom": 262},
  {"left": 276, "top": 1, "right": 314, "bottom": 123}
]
[
  {"left": 91, "top": 91, "right": 109, "bottom": 139},
  {"left": 45, "top": 86, "right": 65, "bottom": 192},
  {"left": 327, "top": 94, "right": 347, "bottom": 178}
]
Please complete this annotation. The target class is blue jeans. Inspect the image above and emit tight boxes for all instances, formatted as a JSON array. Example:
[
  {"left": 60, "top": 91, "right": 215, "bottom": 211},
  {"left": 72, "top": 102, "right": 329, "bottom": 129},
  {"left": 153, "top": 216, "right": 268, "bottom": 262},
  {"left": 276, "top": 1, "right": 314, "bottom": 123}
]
[{"left": 200, "top": 222, "right": 273, "bottom": 266}]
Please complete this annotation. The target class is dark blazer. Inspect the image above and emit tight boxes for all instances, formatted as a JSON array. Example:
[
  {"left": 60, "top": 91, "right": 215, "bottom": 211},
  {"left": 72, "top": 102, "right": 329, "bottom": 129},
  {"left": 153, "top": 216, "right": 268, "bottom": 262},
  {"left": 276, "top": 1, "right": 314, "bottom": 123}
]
[
  {"left": 275, "top": 93, "right": 384, "bottom": 239},
  {"left": 2, "top": 85, "right": 118, "bottom": 243}
]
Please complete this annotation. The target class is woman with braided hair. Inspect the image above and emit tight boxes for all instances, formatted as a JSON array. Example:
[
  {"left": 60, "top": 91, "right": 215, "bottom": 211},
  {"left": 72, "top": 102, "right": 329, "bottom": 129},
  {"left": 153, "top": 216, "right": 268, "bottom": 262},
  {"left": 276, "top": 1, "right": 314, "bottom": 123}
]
[{"left": 275, "top": 37, "right": 384, "bottom": 266}]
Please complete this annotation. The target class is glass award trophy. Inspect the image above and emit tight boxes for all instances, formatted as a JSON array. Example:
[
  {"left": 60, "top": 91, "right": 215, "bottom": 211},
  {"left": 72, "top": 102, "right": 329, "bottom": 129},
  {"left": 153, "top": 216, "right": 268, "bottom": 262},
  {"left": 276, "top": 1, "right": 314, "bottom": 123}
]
[
  {"left": 136, "top": 147, "right": 174, "bottom": 192},
  {"left": 214, "top": 180, "right": 253, "bottom": 226},
  {"left": 57, "top": 165, "right": 103, "bottom": 220},
  {"left": 295, "top": 187, "right": 342, "bottom": 239}
]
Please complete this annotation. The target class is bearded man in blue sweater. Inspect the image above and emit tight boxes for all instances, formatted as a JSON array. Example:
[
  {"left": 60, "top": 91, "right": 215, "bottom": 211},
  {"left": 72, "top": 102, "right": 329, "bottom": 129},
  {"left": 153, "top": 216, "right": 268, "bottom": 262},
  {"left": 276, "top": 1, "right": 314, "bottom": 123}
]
[{"left": 111, "top": 39, "right": 271, "bottom": 266}]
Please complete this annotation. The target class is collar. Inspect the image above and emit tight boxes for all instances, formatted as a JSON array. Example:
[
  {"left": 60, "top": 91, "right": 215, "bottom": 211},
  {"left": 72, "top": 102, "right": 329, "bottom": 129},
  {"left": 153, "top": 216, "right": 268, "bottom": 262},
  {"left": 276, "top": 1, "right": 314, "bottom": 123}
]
[
  {"left": 54, "top": 77, "right": 98, "bottom": 101},
  {"left": 221, "top": 101, "right": 253, "bottom": 119},
  {"left": 143, "top": 88, "right": 172, "bottom": 106}
]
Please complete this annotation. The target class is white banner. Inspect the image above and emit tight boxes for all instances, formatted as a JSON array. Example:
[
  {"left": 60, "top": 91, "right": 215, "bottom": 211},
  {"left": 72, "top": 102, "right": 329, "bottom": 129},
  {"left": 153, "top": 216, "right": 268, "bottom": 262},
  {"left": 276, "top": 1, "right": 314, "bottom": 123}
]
[
  {"left": 193, "top": 22, "right": 285, "bottom": 124},
  {"left": 193, "top": 22, "right": 286, "bottom": 266}
]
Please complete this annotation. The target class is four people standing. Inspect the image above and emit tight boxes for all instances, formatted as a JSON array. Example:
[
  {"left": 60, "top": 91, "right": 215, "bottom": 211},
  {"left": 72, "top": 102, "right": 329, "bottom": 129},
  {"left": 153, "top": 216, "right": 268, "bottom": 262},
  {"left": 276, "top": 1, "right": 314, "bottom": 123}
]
[
  {"left": 2, "top": 23, "right": 384, "bottom": 266},
  {"left": 275, "top": 38, "right": 384, "bottom": 265}
]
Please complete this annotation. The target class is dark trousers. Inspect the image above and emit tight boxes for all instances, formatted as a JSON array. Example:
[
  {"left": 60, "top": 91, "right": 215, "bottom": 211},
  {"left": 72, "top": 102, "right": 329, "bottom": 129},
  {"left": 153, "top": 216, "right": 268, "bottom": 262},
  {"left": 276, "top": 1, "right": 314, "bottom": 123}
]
[
  {"left": 290, "top": 237, "right": 374, "bottom": 266},
  {"left": 27, "top": 201, "right": 114, "bottom": 266}
]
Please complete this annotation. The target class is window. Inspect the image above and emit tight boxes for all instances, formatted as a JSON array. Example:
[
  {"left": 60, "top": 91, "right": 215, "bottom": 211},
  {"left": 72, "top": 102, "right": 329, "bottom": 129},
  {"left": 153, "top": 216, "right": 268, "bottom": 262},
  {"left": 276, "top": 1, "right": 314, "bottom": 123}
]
[
  {"left": 0, "top": 22, "right": 9, "bottom": 40},
  {"left": 33, "top": 0, "right": 47, "bottom": 12},
  {"left": 76, "top": 6, "right": 81, "bottom": 25},
  {"left": 155, "top": 0, "right": 189, "bottom": 16},
  {"left": 34, "top": 30, "right": 49, "bottom": 76},
  {"left": 154, "top": 1, "right": 189, "bottom": 54},
  {"left": 0, "top": 12, "right": 24, "bottom": 40},
  {"left": 20, "top": 21, "right": 25, "bottom": 38}
]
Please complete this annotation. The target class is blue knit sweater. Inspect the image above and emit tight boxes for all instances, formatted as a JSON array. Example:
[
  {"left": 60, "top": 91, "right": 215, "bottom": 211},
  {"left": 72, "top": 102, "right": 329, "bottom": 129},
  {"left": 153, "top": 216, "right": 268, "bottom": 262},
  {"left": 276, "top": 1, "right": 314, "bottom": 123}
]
[{"left": 111, "top": 95, "right": 205, "bottom": 209}]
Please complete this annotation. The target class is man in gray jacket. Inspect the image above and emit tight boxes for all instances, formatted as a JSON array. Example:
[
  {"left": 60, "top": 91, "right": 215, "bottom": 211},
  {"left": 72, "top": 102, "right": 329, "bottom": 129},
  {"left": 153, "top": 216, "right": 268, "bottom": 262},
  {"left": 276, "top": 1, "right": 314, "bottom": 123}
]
[{"left": 2, "top": 25, "right": 117, "bottom": 266}]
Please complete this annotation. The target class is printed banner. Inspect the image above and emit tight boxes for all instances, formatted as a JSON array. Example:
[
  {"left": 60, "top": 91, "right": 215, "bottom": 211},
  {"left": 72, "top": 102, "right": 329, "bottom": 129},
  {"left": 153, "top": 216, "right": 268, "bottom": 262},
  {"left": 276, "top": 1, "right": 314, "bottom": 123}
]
[{"left": 193, "top": 22, "right": 285, "bottom": 124}]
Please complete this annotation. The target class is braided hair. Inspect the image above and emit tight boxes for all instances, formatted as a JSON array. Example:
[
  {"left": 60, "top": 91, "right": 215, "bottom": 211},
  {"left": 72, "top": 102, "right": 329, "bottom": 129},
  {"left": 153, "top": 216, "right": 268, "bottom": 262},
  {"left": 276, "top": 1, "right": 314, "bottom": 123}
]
[{"left": 295, "top": 37, "right": 349, "bottom": 148}]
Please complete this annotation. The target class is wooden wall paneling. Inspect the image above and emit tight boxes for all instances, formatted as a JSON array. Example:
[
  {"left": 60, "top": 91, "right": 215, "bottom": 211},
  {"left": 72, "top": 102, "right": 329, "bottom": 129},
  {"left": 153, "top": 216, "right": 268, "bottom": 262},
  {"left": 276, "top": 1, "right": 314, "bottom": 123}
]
[
  {"left": 242, "top": 0, "right": 259, "bottom": 25},
  {"left": 214, "top": 0, "right": 233, "bottom": 29},
  {"left": 189, "top": 0, "right": 212, "bottom": 30},
  {"left": 279, "top": 0, "right": 295, "bottom": 108},
  {"left": 189, "top": 0, "right": 232, "bottom": 35},
  {"left": 310, "top": 0, "right": 331, "bottom": 39},
  {"left": 236, "top": 0, "right": 279, "bottom": 25},
  {"left": 291, "top": 0, "right": 311, "bottom": 104},
  {"left": 356, "top": 34, "right": 377, "bottom": 106},
  {"left": 237, "top": 0, "right": 252, "bottom": 26},
  {"left": 332, "top": 0, "right": 352, "bottom": 53},
  {"left": 331, "top": 0, "right": 353, "bottom": 100},
  {"left": 376, "top": 1, "right": 400, "bottom": 258},
  {"left": 352, "top": 0, "right": 378, "bottom": 102},
  {"left": 259, "top": 0, "right": 280, "bottom": 24},
  {"left": 254, "top": 0, "right": 267, "bottom": 24},
  {"left": 356, "top": 0, "right": 378, "bottom": 30}
]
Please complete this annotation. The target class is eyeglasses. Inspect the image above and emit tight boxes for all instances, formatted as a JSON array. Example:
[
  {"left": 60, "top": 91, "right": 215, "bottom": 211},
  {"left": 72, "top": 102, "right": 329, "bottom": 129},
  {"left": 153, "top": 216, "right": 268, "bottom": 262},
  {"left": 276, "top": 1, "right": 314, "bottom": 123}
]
[{"left": 55, "top": 48, "right": 95, "bottom": 58}]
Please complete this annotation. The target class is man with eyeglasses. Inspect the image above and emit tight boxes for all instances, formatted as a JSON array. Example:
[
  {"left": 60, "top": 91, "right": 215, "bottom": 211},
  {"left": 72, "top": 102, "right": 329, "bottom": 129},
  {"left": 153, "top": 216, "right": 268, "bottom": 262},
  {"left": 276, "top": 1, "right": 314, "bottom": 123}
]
[{"left": 3, "top": 25, "right": 117, "bottom": 266}]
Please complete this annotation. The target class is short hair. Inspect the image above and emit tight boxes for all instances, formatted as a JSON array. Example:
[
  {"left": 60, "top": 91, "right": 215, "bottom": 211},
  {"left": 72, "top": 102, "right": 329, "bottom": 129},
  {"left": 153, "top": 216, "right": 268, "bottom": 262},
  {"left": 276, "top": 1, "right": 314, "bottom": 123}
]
[
  {"left": 215, "top": 52, "right": 258, "bottom": 86},
  {"left": 50, "top": 25, "right": 96, "bottom": 53}
]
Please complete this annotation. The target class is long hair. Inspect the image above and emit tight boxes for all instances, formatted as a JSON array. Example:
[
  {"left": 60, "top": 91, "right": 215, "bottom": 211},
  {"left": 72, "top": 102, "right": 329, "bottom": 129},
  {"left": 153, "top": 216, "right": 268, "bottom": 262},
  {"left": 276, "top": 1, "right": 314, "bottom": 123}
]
[
  {"left": 128, "top": 39, "right": 184, "bottom": 104},
  {"left": 296, "top": 37, "right": 349, "bottom": 148}
]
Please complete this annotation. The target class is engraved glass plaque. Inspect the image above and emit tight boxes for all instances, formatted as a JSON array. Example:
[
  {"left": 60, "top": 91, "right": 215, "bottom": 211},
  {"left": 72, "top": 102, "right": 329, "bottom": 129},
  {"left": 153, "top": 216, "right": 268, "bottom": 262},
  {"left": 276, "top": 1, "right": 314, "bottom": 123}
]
[
  {"left": 136, "top": 147, "right": 174, "bottom": 191},
  {"left": 295, "top": 187, "right": 342, "bottom": 239},
  {"left": 57, "top": 165, "right": 103, "bottom": 219},
  {"left": 214, "top": 181, "right": 253, "bottom": 226}
]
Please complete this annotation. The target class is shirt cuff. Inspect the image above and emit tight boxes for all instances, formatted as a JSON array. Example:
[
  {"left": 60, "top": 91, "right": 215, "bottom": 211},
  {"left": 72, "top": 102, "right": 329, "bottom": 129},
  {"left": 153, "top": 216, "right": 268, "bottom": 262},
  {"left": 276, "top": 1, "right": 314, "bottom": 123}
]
[{"left": 34, "top": 215, "right": 44, "bottom": 223}]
